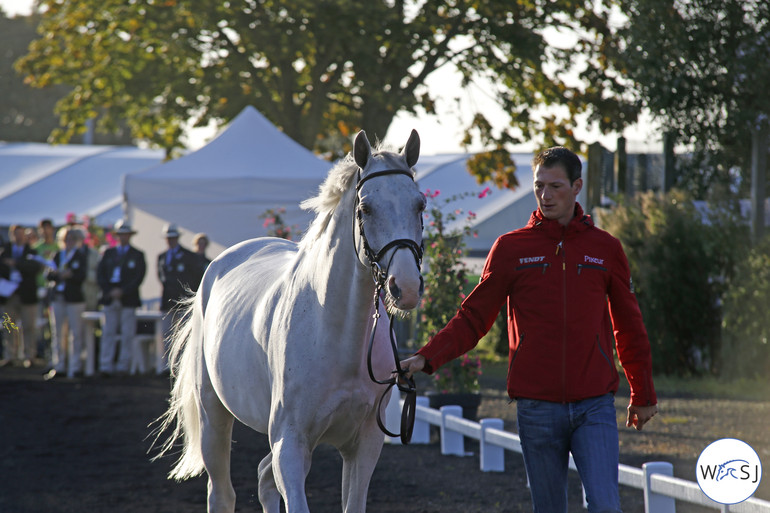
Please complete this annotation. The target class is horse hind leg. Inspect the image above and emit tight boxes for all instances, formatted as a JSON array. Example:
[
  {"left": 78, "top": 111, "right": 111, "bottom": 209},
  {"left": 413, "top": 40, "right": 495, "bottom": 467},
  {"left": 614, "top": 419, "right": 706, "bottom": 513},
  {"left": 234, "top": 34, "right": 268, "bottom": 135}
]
[
  {"left": 257, "top": 453, "right": 281, "bottom": 513},
  {"left": 199, "top": 378, "right": 237, "bottom": 512}
]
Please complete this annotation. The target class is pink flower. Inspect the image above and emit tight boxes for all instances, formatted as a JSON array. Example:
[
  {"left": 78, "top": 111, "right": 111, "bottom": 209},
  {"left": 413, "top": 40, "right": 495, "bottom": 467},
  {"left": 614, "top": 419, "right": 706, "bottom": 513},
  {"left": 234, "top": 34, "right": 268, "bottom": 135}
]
[
  {"left": 478, "top": 186, "right": 491, "bottom": 199},
  {"left": 65, "top": 212, "right": 77, "bottom": 224}
]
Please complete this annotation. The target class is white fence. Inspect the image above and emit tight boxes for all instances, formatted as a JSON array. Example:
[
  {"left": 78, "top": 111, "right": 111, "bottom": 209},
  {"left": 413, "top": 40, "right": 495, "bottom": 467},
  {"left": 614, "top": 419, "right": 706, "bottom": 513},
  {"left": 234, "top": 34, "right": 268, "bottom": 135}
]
[{"left": 385, "top": 395, "right": 770, "bottom": 513}]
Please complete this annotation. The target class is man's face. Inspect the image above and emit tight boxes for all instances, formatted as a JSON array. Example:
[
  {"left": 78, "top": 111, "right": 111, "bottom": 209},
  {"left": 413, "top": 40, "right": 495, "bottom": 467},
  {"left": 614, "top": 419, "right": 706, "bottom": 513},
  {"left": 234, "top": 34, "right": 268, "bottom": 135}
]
[
  {"left": 533, "top": 164, "right": 582, "bottom": 226},
  {"left": 13, "top": 227, "right": 26, "bottom": 245},
  {"left": 167, "top": 236, "right": 179, "bottom": 249},
  {"left": 117, "top": 233, "right": 132, "bottom": 246}
]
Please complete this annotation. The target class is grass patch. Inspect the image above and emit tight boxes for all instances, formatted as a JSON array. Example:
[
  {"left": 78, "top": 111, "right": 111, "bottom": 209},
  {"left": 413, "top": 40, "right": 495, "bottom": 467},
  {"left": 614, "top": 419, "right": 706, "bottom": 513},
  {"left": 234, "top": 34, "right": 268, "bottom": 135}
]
[
  {"left": 653, "top": 375, "right": 770, "bottom": 401},
  {"left": 477, "top": 359, "right": 770, "bottom": 402}
]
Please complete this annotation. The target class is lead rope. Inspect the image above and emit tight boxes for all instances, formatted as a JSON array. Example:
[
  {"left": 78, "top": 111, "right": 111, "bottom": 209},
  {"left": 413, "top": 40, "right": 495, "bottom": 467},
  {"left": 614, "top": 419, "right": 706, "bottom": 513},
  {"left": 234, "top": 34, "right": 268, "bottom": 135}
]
[
  {"left": 355, "top": 167, "right": 421, "bottom": 444},
  {"left": 366, "top": 277, "right": 416, "bottom": 445}
]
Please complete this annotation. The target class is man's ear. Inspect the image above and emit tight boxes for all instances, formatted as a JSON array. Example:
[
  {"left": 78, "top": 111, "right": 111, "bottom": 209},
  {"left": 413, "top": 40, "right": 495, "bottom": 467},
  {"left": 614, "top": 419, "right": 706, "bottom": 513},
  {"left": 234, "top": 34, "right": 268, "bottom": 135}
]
[{"left": 572, "top": 177, "right": 583, "bottom": 196}]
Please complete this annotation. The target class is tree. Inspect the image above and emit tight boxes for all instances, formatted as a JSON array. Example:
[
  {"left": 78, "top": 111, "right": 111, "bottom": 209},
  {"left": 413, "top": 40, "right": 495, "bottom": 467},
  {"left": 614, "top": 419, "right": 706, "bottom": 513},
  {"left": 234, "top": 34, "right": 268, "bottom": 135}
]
[
  {"left": 609, "top": 0, "right": 770, "bottom": 196},
  {"left": 1, "top": 10, "right": 134, "bottom": 144},
  {"left": 16, "top": 0, "right": 629, "bottom": 162},
  {"left": 0, "top": 12, "right": 68, "bottom": 142}
]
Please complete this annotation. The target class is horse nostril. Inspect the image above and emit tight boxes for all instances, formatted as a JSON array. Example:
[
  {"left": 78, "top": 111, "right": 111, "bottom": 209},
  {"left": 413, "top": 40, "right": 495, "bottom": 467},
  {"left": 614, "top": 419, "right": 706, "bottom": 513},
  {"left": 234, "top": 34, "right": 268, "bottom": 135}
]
[{"left": 387, "top": 276, "right": 402, "bottom": 300}]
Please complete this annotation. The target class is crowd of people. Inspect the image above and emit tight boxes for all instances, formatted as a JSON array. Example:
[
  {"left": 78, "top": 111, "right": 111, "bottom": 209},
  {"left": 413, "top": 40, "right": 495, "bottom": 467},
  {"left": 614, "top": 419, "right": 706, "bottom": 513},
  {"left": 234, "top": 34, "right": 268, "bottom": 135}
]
[{"left": 0, "top": 218, "right": 211, "bottom": 379}]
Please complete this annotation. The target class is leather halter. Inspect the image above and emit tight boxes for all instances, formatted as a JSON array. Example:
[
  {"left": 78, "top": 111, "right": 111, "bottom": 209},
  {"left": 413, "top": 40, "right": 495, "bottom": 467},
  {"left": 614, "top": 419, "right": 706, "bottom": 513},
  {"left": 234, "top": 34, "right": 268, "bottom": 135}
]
[{"left": 355, "top": 167, "right": 423, "bottom": 444}]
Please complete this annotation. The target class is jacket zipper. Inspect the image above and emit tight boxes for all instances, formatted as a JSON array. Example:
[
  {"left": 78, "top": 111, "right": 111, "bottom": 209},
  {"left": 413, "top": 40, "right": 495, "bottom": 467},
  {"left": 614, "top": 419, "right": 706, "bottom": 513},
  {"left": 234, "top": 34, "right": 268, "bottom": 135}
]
[
  {"left": 596, "top": 335, "right": 613, "bottom": 372},
  {"left": 515, "top": 262, "right": 550, "bottom": 274},
  {"left": 577, "top": 263, "right": 607, "bottom": 275},
  {"left": 558, "top": 236, "right": 567, "bottom": 403}
]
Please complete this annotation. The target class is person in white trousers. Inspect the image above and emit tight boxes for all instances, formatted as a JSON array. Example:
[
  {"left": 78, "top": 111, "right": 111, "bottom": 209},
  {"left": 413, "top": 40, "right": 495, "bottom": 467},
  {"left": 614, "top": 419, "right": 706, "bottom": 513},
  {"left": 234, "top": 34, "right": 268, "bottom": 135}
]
[{"left": 96, "top": 220, "right": 146, "bottom": 376}]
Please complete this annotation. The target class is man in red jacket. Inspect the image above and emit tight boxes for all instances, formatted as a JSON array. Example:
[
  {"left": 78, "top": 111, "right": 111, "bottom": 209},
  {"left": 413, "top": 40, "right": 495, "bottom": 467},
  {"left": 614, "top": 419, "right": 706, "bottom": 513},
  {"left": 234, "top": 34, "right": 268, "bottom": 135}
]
[{"left": 401, "top": 146, "right": 658, "bottom": 513}]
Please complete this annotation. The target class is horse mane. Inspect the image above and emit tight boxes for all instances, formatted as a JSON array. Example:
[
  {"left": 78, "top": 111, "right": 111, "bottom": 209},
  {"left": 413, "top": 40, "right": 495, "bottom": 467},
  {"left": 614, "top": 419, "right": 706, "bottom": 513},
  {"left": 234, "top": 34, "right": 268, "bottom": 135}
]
[{"left": 299, "top": 142, "right": 409, "bottom": 247}]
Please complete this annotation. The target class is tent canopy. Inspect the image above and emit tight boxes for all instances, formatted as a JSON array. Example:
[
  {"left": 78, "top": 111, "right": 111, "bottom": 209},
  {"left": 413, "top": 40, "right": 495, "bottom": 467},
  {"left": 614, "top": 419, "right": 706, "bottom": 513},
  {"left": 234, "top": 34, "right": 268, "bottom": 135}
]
[
  {"left": 0, "top": 143, "right": 165, "bottom": 229},
  {"left": 414, "top": 153, "right": 543, "bottom": 256},
  {"left": 124, "top": 105, "right": 332, "bottom": 250},
  {"left": 123, "top": 105, "right": 333, "bottom": 300}
]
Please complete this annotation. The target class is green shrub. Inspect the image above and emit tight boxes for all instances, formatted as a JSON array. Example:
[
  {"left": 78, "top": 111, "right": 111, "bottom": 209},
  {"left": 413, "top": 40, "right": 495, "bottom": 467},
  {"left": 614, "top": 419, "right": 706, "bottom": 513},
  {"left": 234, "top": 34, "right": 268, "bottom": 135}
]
[
  {"left": 720, "top": 235, "right": 770, "bottom": 379},
  {"left": 597, "top": 190, "right": 748, "bottom": 376}
]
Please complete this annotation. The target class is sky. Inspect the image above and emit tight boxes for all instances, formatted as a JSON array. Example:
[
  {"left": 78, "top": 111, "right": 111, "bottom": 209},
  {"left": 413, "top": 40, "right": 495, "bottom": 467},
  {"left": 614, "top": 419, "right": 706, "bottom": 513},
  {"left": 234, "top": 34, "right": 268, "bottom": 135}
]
[{"left": 2, "top": 0, "right": 661, "bottom": 155}]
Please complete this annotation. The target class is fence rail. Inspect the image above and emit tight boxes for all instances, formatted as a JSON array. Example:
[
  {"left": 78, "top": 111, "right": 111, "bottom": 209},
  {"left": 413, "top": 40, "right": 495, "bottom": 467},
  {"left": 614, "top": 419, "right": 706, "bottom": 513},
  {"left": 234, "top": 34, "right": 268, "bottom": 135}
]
[{"left": 385, "top": 394, "right": 770, "bottom": 513}]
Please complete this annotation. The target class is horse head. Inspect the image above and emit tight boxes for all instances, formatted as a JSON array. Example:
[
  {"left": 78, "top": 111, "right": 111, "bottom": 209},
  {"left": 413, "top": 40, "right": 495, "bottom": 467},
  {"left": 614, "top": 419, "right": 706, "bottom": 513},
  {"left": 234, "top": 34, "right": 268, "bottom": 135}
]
[{"left": 353, "top": 129, "right": 425, "bottom": 311}]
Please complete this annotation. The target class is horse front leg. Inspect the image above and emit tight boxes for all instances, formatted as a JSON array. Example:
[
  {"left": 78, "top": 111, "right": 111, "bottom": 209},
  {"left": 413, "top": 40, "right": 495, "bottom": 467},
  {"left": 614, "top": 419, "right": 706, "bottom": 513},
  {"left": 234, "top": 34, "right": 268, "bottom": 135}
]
[
  {"left": 270, "top": 430, "right": 313, "bottom": 513},
  {"left": 339, "top": 417, "right": 385, "bottom": 513}
]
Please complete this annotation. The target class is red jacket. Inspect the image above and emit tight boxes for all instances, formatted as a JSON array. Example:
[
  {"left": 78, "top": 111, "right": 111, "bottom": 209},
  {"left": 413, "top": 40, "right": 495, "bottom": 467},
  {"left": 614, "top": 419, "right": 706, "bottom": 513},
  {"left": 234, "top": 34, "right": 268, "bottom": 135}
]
[{"left": 418, "top": 205, "right": 657, "bottom": 406}]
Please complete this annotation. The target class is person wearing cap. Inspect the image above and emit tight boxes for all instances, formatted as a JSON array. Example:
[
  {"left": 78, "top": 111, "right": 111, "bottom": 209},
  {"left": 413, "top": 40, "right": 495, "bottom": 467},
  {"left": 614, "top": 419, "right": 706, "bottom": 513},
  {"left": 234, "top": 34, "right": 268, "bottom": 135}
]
[
  {"left": 96, "top": 220, "right": 146, "bottom": 376},
  {"left": 157, "top": 223, "right": 197, "bottom": 370}
]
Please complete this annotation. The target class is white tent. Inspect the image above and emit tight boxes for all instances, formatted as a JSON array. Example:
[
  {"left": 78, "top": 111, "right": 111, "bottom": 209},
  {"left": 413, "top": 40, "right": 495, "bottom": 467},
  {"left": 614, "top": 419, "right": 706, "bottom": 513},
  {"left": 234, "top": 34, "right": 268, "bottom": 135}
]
[
  {"left": 123, "top": 105, "right": 332, "bottom": 301},
  {"left": 0, "top": 143, "right": 165, "bottom": 228}
]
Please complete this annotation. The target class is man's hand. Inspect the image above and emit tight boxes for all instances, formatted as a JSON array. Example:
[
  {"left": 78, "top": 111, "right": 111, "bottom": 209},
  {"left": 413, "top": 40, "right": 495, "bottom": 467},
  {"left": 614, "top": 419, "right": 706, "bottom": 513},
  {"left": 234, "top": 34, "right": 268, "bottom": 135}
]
[
  {"left": 109, "top": 288, "right": 123, "bottom": 300},
  {"left": 399, "top": 354, "right": 426, "bottom": 379},
  {"left": 627, "top": 403, "right": 658, "bottom": 431}
]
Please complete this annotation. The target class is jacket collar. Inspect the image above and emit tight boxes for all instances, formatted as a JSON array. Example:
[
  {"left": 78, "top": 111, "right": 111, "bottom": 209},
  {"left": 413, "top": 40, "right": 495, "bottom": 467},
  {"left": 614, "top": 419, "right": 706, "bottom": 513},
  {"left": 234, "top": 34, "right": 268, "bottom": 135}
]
[{"left": 526, "top": 203, "right": 593, "bottom": 238}]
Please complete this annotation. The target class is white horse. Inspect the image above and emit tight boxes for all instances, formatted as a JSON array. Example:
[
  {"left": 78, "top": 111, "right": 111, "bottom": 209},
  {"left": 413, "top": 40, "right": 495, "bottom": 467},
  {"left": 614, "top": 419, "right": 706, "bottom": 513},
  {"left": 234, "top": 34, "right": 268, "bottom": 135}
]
[{"left": 154, "top": 130, "right": 425, "bottom": 513}]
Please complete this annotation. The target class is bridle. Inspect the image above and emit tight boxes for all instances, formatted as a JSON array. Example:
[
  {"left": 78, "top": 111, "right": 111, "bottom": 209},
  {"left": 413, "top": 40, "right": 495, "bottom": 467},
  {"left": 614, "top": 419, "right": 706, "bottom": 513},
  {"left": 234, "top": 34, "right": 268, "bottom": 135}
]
[{"left": 354, "top": 167, "right": 423, "bottom": 444}]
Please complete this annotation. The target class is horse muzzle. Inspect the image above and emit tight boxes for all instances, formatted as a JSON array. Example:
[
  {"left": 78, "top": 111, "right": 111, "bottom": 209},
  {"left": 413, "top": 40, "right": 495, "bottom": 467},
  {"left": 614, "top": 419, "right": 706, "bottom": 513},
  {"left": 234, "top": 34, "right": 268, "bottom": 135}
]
[{"left": 386, "top": 249, "right": 424, "bottom": 310}]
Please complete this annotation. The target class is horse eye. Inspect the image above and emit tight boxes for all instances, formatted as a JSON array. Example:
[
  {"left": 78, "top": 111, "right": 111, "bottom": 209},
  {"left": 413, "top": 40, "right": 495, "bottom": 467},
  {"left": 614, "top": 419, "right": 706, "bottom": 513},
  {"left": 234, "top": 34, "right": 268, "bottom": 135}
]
[{"left": 359, "top": 203, "right": 372, "bottom": 216}]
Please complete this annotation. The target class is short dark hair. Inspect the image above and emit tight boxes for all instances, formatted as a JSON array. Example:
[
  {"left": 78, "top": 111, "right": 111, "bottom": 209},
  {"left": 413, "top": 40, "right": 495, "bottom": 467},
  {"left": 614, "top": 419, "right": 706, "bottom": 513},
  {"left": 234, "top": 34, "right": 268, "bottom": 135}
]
[{"left": 533, "top": 147, "right": 582, "bottom": 184}]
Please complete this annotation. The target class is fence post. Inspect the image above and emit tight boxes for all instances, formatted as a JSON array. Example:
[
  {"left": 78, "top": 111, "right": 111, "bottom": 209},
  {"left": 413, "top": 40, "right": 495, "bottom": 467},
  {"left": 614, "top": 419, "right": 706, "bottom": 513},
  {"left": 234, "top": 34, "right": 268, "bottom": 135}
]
[
  {"left": 410, "top": 396, "right": 430, "bottom": 444},
  {"left": 480, "top": 418, "right": 505, "bottom": 472},
  {"left": 440, "top": 405, "right": 464, "bottom": 456},
  {"left": 643, "top": 461, "right": 676, "bottom": 513}
]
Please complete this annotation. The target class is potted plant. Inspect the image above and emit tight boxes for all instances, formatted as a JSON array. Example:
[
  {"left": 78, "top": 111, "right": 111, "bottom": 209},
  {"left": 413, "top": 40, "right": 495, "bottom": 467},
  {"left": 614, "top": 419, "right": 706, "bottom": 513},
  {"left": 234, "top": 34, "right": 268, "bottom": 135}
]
[{"left": 417, "top": 188, "right": 487, "bottom": 420}]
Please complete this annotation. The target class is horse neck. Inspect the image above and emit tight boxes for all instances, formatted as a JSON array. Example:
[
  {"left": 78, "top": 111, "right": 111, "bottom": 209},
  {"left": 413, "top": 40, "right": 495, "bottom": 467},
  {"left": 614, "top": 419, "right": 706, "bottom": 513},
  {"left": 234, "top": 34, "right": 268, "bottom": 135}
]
[{"left": 297, "top": 198, "right": 376, "bottom": 345}]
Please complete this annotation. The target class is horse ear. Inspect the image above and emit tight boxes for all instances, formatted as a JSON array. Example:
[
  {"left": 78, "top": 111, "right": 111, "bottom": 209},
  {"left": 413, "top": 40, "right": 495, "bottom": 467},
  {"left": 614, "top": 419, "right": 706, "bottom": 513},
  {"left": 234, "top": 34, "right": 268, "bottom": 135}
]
[
  {"left": 402, "top": 129, "right": 420, "bottom": 168},
  {"left": 354, "top": 130, "right": 371, "bottom": 169}
]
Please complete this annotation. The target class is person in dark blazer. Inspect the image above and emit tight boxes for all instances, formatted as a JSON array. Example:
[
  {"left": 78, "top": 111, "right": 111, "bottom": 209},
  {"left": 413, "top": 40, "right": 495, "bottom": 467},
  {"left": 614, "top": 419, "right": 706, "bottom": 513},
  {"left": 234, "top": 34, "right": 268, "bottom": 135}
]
[
  {"left": 157, "top": 223, "right": 197, "bottom": 370},
  {"left": 46, "top": 227, "right": 88, "bottom": 379},
  {"left": 96, "top": 220, "right": 146, "bottom": 375},
  {"left": 1, "top": 225, "right": 42, "bottom": 367},
  {"left": 190, "top": 232, "right": 212, "bottom": 292}
]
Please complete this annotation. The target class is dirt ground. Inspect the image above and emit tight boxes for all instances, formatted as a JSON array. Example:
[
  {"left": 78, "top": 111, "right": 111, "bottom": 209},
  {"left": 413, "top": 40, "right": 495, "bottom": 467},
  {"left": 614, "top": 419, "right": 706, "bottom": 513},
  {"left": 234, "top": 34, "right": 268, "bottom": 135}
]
[{"left": 1, "top": 363, "right": 768, "bottom": 513}]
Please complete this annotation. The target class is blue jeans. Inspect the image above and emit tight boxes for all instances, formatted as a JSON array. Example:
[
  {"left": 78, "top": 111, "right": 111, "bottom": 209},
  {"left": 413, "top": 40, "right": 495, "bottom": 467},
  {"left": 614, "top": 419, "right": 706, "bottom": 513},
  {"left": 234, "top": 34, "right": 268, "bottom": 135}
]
[{"left": 516, "top": 394, "right": 622, "bottom": 513}]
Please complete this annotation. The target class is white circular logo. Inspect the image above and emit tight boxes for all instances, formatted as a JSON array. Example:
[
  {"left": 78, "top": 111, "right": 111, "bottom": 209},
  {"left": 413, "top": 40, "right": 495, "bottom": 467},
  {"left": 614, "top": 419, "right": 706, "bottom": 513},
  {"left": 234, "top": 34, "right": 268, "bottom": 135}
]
[{"left": 697, "top": 438, "right": 762, "bottom": 505}]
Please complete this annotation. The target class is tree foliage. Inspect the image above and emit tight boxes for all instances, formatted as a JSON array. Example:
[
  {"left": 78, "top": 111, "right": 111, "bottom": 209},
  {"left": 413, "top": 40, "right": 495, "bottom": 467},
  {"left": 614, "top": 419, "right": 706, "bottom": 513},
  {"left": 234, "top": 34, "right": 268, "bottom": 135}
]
[
  {"left": 16, "top": 0, "right": 629, "bottom": 159},
  {"left": 597, "top": 190, "right": 749, "bottom": 376},
  {"left": 0, "top": 12, "right": 70, "bottom": 142},
  {"left": 609, "top": 0, "right": 770, "bottom": 194}
]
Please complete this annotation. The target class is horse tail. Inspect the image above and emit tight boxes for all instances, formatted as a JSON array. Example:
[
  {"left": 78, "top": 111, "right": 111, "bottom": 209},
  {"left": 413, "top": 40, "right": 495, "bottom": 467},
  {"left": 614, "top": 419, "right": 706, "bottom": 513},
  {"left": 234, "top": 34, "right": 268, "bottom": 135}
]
[{"left": 150, "top": 291, "right": 206, "bottom": 481}]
